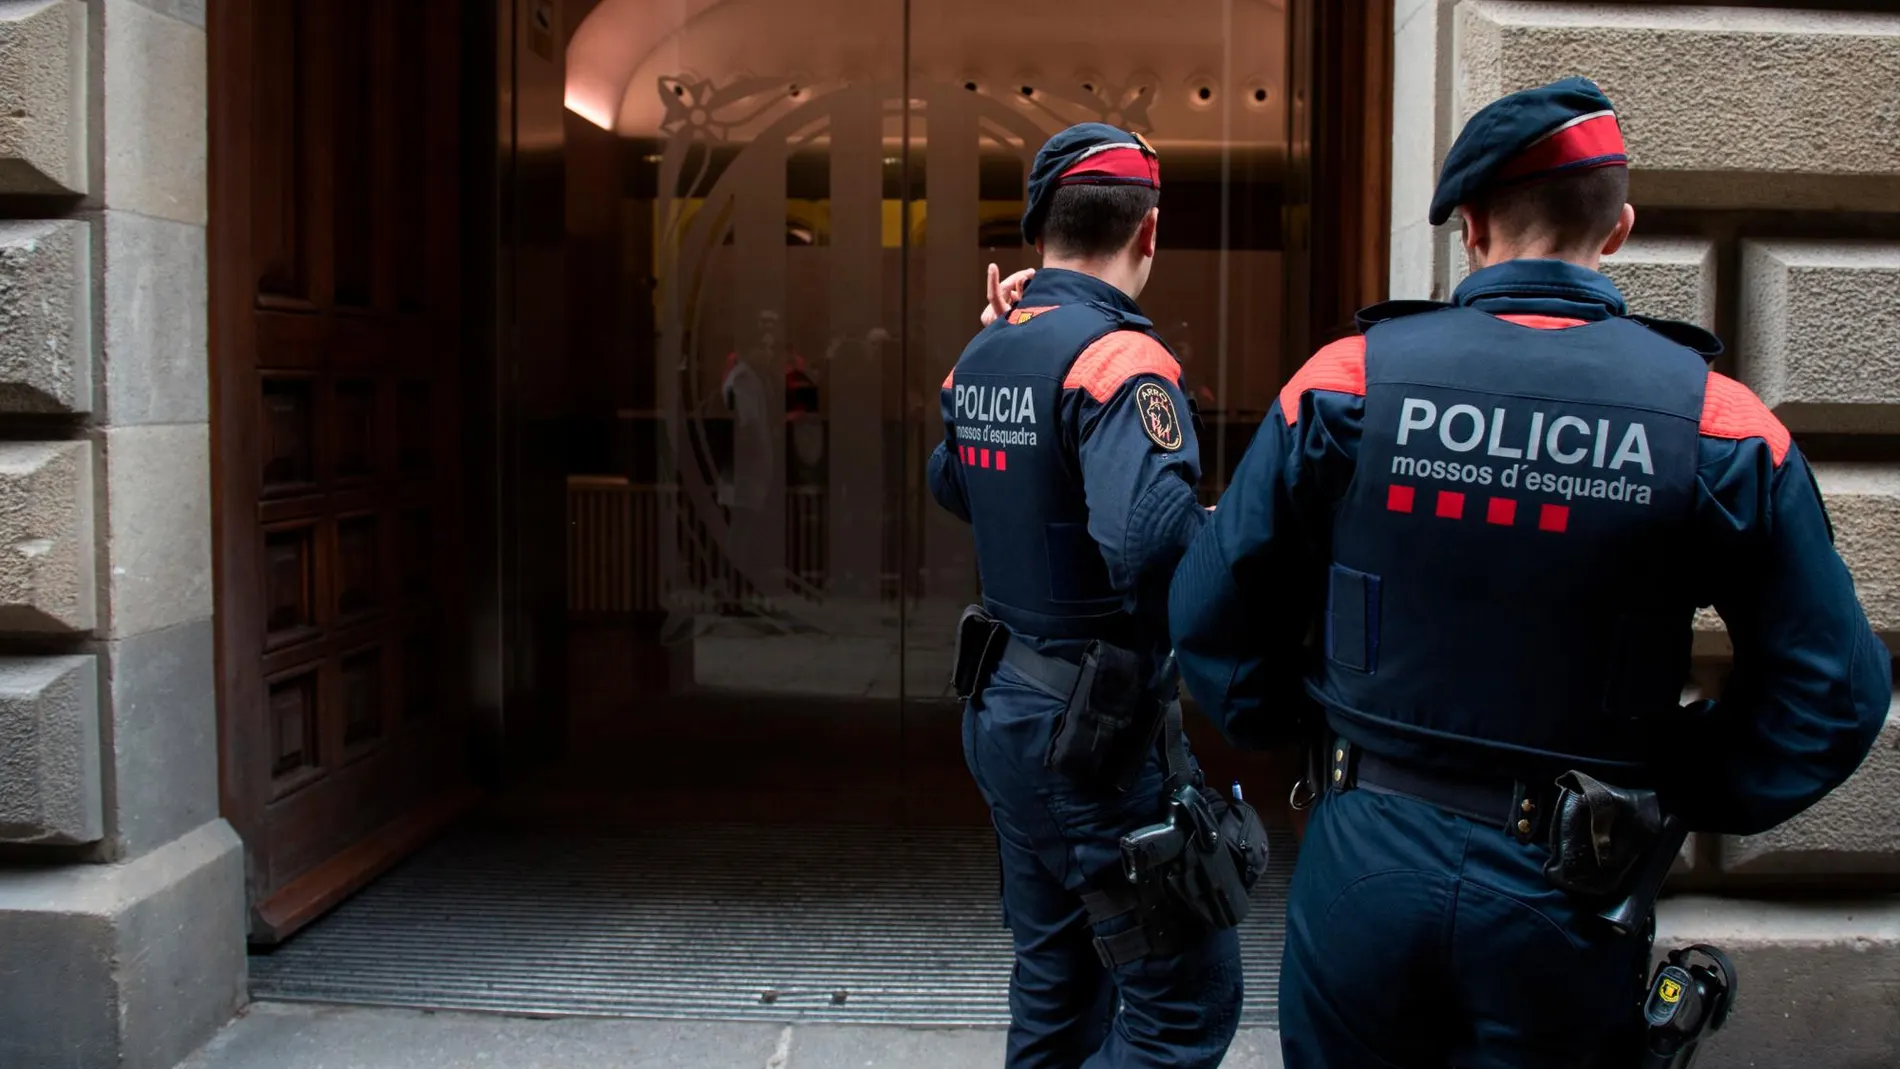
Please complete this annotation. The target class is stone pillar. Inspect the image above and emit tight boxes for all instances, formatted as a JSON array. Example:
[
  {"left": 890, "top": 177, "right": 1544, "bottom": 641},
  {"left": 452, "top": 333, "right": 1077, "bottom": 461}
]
[
  {"left": 0, "top": 2, "right": 244, "bottom": 1068},
  {"left": 1390, "top": 4, "right": 1900, "bottom": 1064}
]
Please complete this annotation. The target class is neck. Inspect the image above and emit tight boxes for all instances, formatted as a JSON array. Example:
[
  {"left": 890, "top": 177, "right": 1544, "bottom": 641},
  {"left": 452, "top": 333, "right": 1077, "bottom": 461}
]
[
  {"left": 1477, "top": 241, "right": 1602, "bottom": 273},
  {"left": 1041, "top": 254, "right": 1142, "bottom": 299}
]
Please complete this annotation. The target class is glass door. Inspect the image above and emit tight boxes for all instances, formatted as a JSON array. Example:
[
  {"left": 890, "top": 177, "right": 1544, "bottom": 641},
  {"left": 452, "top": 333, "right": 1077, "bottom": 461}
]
[
  {"left": 551, "top": 0, "right": 1304, "bottom": 817},
  {"left": 558, "top": 0, "right": 916, "bottom": 816}
]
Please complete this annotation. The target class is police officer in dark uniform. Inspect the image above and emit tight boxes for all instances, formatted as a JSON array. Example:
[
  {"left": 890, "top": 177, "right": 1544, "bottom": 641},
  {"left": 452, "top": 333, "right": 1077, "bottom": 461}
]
[
  {"left": 1168, "top": 78, "right": 1890, "bottom": 1068},
  {"left": 929, "top": 123, "right": 1243, "bottom": 1068}
]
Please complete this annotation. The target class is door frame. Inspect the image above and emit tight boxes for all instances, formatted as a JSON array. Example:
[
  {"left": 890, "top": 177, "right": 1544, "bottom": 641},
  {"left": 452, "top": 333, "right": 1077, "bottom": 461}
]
[{"left": 1287, "top": 0, "right": 1394, "bottom": 366}]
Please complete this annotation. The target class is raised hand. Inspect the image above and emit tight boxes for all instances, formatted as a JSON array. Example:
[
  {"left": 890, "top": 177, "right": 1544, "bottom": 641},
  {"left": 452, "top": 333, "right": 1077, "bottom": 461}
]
[{"left": 980, "top": 263, "right": 1036, "bottom": 326}]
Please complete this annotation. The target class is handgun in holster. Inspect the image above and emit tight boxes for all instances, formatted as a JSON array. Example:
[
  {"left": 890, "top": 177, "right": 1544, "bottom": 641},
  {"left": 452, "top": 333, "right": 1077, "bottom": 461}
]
[
  {"left": 1120, "top": 778, "right": 1265, "bottom": 932},
  {"left": 1541, "top": 771, "right": 1738, "bottom": 1069},
  {"left": 1116, "top": 678, "right": 1268, "bottom": 935},
  {"left": 1067, "top": 658, "right": 1268, "bottom": 968}
]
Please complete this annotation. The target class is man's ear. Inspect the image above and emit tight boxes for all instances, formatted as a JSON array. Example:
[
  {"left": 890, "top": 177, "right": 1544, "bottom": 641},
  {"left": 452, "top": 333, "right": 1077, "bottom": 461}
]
[
  {"left": 1034, "top": 237, "right": 1045, "bottom": 257},
  {"left": 1601, "top": 203, "right": 1636, "bottom": 257},
  {"left": 1458, "top": 205, "right": 1488, "bottom": 257},
  {"left": 1139, "top": 206, "right": 1159, "bottom": 259}
]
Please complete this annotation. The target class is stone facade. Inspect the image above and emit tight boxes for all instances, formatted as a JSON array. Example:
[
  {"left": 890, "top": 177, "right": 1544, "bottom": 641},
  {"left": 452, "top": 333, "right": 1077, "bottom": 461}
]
[
  {"left": 0, "top": 1, "right": 87, "bottom": 196},
  {"left": 1393, "top": 3, "right": 1900, "bottom": 1064},
  {"left": 0, "top": 0, "right": 242, "bottom": 1067},
  {"left": 0, "top": 219, "right": 92, "bottom": 412},
  {"left": 0, "top": 1, "right": 1893, "bottom": 1066},
  {"left": 1740, "top": 241, "right": 1900, "bottom": 434},
  {"left": 0, "top": 655, "right": 100, "bottom": 844}
]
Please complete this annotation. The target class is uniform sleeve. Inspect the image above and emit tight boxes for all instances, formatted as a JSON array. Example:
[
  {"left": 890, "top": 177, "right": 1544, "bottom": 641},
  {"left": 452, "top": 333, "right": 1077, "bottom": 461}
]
[
  {"left": 927, "top": 374, "right": 970, "bottom": 523},
  {"left": 1662, "top": 373, "right": 1890, "bottom": 835},
  {"left": 1065, "top": 333, "right": 1205, "bottom": 598},
  {"left": 1169, "top": 337, "right": 1365, "bottom": 748}
]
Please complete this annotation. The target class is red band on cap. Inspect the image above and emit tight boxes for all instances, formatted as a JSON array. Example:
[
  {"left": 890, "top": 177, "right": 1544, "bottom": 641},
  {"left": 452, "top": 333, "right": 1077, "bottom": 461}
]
[
  {"left": 1058, "top": 145, "right": 1160, "bottom": 188},
  {"left": 1497, "top": 112, "right": 1626, "bottom": 184}
]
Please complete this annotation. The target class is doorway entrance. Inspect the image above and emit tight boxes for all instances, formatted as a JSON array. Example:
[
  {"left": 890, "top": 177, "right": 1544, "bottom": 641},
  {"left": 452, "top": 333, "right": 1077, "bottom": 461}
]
[
  {"left": 525, "top": 0, "right": 1388, "bottom": 826},
  {"left": 211, "top": 0, "right": 1390, "bottom": 969}
]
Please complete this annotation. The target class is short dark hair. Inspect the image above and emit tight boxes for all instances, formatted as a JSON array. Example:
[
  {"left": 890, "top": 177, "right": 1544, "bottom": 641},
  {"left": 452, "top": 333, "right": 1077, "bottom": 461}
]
[
  {"left": 1041, "top": 184, "right": 1159, "bottom": 259},
  {"left": 1476, "top": 166, "right": 1628, "bottom": 255}
]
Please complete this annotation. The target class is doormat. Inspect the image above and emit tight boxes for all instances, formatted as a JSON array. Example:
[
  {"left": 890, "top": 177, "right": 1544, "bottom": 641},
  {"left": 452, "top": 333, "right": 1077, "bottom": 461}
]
[{"left": 251, "top": 823, "right": 1294, "bottom": 1027}]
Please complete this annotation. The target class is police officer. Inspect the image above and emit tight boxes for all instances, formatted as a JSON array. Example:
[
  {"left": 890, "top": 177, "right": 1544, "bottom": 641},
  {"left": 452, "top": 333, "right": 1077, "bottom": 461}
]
[
  {"left": 1168, "top": 78, "right": 1890, "bottom": 1068},
  {"left": 929, "top": 123, "right": 1242, "bottom": 1068}
]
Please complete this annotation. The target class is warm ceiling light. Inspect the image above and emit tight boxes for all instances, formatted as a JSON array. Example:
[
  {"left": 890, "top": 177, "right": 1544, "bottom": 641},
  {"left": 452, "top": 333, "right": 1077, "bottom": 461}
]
[{"left": 565, "top": 89, "right": 616, "bottom": 131}]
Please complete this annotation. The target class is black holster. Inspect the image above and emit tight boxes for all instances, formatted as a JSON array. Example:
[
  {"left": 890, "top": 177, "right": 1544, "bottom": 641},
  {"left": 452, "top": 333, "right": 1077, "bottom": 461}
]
[
  {"left": 953, "top": 609, "right": 1170, "bottom": 793},
  {"left": 1090, "top": 702, "right": 1268, "bottom": 966},
  {"left": 1155, "top": 782, "right": 1267, "bottom": 931},
  {"left": 1046, "top": 640, "right": 1170, "bottom": 791},
  {"left": 1637, "top": 944, "right": 1738, "bottom": 1069},
  {"left": 1543, "top": 770, "right": 1664, "bottom": 901}
]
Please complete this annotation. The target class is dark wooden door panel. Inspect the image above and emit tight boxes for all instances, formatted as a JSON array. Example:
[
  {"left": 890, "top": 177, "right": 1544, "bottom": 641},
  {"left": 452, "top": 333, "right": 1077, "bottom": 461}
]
[{"left": 211, "top": 0, "right": 474, "bottom": 941}]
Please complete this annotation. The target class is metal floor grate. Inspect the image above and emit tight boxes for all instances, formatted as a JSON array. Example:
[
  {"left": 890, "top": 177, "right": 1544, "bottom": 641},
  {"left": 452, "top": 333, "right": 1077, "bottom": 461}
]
[{"left": 251, "top": 823, "right": 1295, "bottom": 1027}]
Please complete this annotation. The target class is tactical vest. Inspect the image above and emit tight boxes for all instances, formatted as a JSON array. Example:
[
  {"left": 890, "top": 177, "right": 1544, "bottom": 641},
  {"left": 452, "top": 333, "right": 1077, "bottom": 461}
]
[
  {"left": 1317, "top": 305, "right": 1712, "bottom": 778},
  {"left": 950, "top": 300, "right": 1166, "bottom": 644}
]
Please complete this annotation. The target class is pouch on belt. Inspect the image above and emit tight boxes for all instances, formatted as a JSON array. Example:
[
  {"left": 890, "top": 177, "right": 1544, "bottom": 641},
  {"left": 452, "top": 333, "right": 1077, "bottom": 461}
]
[
  {"left": 1543, "top": 769, "right": 1663, "bottom": 900},
  {"left": 952, "top": 606, "right": 1008, "bottom": 701}
]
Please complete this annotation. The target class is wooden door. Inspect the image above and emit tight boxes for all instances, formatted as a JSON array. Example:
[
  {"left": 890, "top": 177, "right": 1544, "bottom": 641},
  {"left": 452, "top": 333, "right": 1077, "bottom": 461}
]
[{"left": 209, "top": 0, "right": 475, "bottom": 941}]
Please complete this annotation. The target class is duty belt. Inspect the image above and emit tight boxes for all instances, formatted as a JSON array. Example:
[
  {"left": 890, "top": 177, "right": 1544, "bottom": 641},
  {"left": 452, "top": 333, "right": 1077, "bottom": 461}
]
[{"left": 1332, "top": 739, "right": 1556, "bottom": 845}]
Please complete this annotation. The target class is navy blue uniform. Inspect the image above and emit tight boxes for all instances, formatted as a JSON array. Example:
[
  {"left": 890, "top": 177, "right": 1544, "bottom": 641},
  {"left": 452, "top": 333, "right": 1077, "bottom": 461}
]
[
  {"left": 1169, "top": 258, "right": 1890, "bottom": 1068},
  {"left": 930, "top": 266, "right": 1241, "bottom": 1068}
]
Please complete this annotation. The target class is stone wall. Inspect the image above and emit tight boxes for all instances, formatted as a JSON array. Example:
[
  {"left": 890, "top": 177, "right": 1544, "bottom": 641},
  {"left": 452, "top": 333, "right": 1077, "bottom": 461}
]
[
  {"left": 0, "top": 2, "right": 242, "bottom": 1067},
  {"left": 1390, "top": 4, "right": 1900, "bottom": 1064}
]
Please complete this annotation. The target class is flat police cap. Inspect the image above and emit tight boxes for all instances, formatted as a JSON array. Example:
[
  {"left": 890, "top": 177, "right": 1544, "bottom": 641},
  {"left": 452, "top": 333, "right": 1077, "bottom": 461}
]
[
  {"left": 1022, "top": 122, "right": 1161, "bottom": 244},
  {"left": 1429, "top": 76, "right": 1628, "bottom": 226}
]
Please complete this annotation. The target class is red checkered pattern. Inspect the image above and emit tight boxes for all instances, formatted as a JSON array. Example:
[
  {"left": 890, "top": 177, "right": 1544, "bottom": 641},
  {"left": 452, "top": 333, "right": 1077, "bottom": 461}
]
[
  {"left": 1385, "top": 483, "right": 1565, "bottom": 533},
  {"left": 961, "top": 445, "right": 1009, "bottom": 473}
]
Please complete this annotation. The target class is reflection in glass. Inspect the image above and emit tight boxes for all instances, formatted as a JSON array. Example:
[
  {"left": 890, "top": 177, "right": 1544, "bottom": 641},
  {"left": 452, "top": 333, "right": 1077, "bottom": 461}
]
[{"left": 556, "top": 0, "right": 1292, "bottom": 722}]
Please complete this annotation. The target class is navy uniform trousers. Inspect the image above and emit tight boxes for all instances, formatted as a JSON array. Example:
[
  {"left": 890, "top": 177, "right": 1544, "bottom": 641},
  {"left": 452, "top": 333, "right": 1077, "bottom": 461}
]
[
  {"left": 962, "top": 659, "right": 1244, "bottom": 1069},
  {"left": 1280, "top": 785, "right": 1650, "bottom": 1069}
]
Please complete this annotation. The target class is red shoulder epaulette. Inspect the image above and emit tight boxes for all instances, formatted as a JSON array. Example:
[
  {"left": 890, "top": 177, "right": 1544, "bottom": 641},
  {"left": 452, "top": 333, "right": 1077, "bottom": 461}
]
[
  {"left": 1278, "top": 336, "right": 1367, "bottom": 423},
  {"left": 1063, "top": 332, "right": 1179, "bottom": 402},
  {"left": 1700, "top": 371, "right": 1790, "bottom": 465}
]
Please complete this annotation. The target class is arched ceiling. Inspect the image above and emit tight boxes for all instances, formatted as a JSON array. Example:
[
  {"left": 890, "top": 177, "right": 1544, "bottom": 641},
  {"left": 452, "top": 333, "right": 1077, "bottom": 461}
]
[{"left": 565, "top": 0, "right": 1289, "bottom": 148}]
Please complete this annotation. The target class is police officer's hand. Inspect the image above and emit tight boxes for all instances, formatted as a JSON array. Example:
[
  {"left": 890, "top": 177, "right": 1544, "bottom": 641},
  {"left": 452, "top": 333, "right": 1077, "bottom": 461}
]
[{"left": 981, "top": 263, "right": 1036, "bottom": 326}]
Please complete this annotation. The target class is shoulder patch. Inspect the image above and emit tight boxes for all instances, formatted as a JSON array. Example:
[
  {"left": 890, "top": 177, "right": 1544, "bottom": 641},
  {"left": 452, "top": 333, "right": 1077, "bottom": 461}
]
[
  {"left": 1278, "top": 335, "right": 1367, "bottom": 424},
  {"left": 1008, "top": 305, "right": 1059, "bottom": 325},
  {"left": 1134, "top": 382, "right": 1184, "bottom": 451},
  {"left": 1700, "top": 371, "right": 1790, "bottom": 466},
  {"left": 1063, "top": 331, "right": 1180, "bottom": 402}
]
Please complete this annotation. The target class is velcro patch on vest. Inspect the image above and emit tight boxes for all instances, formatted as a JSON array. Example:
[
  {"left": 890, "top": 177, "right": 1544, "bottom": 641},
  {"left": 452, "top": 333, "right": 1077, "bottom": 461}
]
[
  {"left": 952, "top": 378, "right": 1043, "bottom": 463},
  {"left": 1136, "top": 382, "right": 1184, "bottom": 451},
  {"left": 1370, "top": 388, "right": 1690, "bottom": 535},
  {"left": 1008, "top": 306, "right": 1057, "bottom": 325}
]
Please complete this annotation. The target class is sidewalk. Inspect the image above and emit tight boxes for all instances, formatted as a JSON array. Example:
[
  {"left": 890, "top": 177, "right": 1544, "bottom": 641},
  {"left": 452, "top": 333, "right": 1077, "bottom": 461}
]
[{"left": 182, "top": 1003, "right": 1287, "bottom": 1069}]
